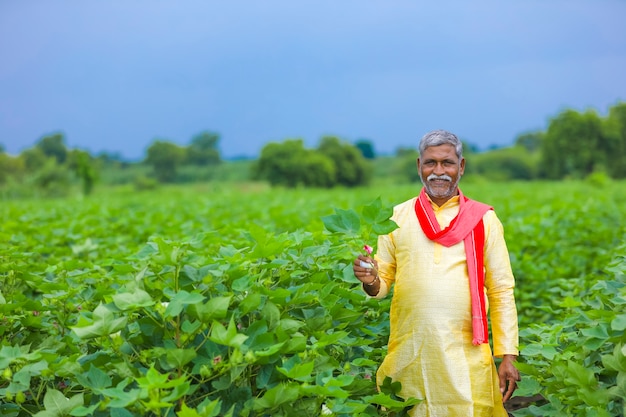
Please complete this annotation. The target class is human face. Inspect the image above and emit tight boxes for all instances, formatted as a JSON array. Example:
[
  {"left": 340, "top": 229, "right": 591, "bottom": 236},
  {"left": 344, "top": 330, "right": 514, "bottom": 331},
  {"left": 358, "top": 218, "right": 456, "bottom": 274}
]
[{"left": 417, "top": 144, "right": 465, "bottom": 206}]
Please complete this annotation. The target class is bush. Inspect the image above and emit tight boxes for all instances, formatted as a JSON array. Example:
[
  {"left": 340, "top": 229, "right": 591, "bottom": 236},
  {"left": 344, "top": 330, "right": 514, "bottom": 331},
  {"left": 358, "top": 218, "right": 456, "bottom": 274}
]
[
  {"left": 33, "top": 160, "right": 72, "bottom": 197},
  {"left": 254, "top": 137, "right": 373, "bottom": 188},
  {"left": 318, "top": 136, "right": 371, "bottom": 187},
  {"left": 586, "top": 170, "right": 612, "bottom": 188},
  {"left": 0, "top": 153, "right": 25, "bottom": 184},
  {"left": 134, "top": 175, "right": 159, "bottom": 191},
  {"left": 470, "top": 147, "right": 536, "bottom": 180},
  {"left": 254, "top": 140, "right": 337, "bottom": 188}
]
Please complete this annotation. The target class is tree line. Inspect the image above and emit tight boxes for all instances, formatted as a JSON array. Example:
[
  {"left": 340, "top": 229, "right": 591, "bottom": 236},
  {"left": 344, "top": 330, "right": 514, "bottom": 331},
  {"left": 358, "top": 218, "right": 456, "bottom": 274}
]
[
  {"left": 1, "top": 101, "right": 625, "bottom": 195},
  {"left": 0, "top": 131, "right": 222, "bottom": 196}
]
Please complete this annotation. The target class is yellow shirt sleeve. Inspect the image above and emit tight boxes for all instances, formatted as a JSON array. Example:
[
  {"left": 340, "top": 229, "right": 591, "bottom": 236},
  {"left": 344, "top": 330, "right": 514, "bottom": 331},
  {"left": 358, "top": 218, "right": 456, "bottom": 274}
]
[{"left": 483, "top": 210, "right": 519, "bottom": 357}]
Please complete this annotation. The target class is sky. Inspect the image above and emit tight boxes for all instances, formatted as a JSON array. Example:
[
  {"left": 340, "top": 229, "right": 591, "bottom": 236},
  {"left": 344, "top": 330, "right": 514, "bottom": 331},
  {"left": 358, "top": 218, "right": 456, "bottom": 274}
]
[{"left": 1, "top": 1, "right": 625, "bottom": 160}]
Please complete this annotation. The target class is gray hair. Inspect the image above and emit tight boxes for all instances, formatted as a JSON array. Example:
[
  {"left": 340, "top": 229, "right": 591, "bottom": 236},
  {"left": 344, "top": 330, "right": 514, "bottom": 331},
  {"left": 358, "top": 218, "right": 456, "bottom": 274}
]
[{"left": 418, "top": 130, "right": 463, "bottom": 159}]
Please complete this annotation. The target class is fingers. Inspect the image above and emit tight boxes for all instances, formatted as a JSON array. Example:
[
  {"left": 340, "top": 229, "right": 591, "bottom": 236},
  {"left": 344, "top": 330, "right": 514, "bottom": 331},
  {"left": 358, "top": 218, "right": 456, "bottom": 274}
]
[
  {"left": 500, "top": 373, "right": 520, "bottom": 403},
  {"left": 498, "top": 360, "right": 520, "bottom": 403},
  {"left": 353, "top": 255, "right": 376, "bottom": 283},
  {"left": 354, "top": 255, "right": 373, "bottom": 269},
  {"left": 501, "top": 378, "right": 518, "bottom": 403}
]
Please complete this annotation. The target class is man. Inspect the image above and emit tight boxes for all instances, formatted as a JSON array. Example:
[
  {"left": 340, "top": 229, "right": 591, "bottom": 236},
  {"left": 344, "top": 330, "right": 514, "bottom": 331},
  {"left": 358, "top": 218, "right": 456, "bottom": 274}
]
[{"left": 353, "top": 130, "right": 519, "bottom": 416}]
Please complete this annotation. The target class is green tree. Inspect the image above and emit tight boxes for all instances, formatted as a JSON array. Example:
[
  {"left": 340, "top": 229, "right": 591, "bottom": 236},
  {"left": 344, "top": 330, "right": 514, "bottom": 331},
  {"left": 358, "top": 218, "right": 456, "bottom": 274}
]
[
  {"left": 541, "top": 109, "right": 605, "bottom": 179},
  {"left": 0, "top": 153, "right": 25, "bottom": 184},
  {"left": 186, "top": 131, "right": 221, "bottom": 166},
  {"left": 603, "top": 102, "right": 626, "bottom": 178},
  {"left": 355, "top": 139, "right": 375, "bottom": 159},
  {"left": 472, "top": 147, "right": 536, "bottom": 180},
  {"left": 515, "top": 131, "right": 543, "bottom": 153},
  {"left": 317, "top": 136, "right": 371, "bottom": 187},
  {"left": 462, "top": 141, "right": 480, "bottom": 154},
  {"left": 33, "top": 158, "right": 71, "bottom": 196},
  {"left": 295, "top": 151, "right": 336, "bottom": 187},
  {"left": 254, "top": 139, "right": 336, "bottom": 187},
  {"left": 397, "top": 149, "right": 420, "bottom": 183},
  {"left": 36, "top": 132, "right": 67, "bottom": 164},
  {"left": 20, "top": 147, "right": 49, "bottom": 171},
  {"left": 68, "top": 149, "right": 98, "bottom": 195},
  {"left": 395, "top": 146, "right": 417, "bottom": 157},
  {"left": 145, "top": 140, "right": 185, "bottom": 182}
]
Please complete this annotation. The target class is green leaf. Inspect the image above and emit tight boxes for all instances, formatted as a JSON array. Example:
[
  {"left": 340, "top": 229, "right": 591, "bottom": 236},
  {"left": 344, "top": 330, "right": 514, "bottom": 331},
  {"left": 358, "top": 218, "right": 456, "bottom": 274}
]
[
  {"left": 71, "top": 304, "right": 127, "bottom": 339},
  {"left": 238, "top": 292, "right": 262, "bottom": 316},
  {"left": 177, "top": 403, "right": 202, "bottom": 417},
  {"left": 188, "top": 296, "right": 232, "bottom": 322},
  {"left": 162, "top": 380, "right": 191, "bottom": 402},
  {"left": 365, "top": 392, "right": 422, "bottom": 409},
  {"left": 75, "top": 365, "right": 112, "bottom": 394},
  {"left": 362, "top": 197, "right": 398, "bottom": 236},
  {"left": 611, "top": 313, "right": 626, "bottom": 331},
  {"left": 254, "top": 342, "right": 286, "bottom": 357},
  {"left": 521, "top": 343, "right": 558, "bottom": 360},
  {"left": 261, "top": 302, "right": 280, "bottom": 330},
  {"left": 101, "top": 381, "right": 141, "bottom": 408},
  {"left": 602, "top": 343, "right": 626, "bottom": 372},
  {"left": 275, "top": 318, "right": 304, "bottom": 340},
  {"left": 33, "top": 389, "right": 84, "bottom": 417},
  {"left": 112, "top": 288, "right": 154, "bottom": 310},
  {"left": 378, "top": 376, "right": 402, "bottom": 396},
  {"left": 321, "top": 208, "right": 361, "bottom": 235},
  {"left": 165, "top": 348, "right": 197, "bottom": 368},
  {"left": 361, "top": 197, "right": 386, "bottom": 223},
  {"left": 372, "top": 218, "right": 399, "bottom": 236},
  {"left": 276, "top": 360, "right": 314, "bottom": 382},
  {"left": 581, "top": 325, "right": 610, "bottom": 339},
  {"left": 69, "top": 404, "right": 99, "bottom": 416},
  {"left": 514, "top": 376, "right": 543, "bottom": 397},
  {"left": 165, "top": 290, "right": 205, "bottom": 318},
  {"left": 209, "top": 317, "right": 248, "bottom": 348},
  {"left": 12, "top": 360, "right": 49, "bottom": 391},
  {"left": 0, "top": 345, "right": 42, "bottom": 368},
  {"left": 252, "top": 383, "right": 300, "bottom": 410},
  {"left": 564, "top": 361, "right": 595, "bottom": 387}
]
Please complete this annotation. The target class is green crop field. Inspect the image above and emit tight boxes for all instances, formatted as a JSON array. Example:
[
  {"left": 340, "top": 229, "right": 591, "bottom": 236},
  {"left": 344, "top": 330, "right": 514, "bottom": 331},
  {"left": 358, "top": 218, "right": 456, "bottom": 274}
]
[{"left": 1, "top": 180, "right": 625, "bottom": 416}]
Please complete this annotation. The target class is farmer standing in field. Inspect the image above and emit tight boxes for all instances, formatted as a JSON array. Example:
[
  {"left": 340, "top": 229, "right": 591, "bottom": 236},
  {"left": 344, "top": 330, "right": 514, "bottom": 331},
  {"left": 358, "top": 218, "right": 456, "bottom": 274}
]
[{"left": 353, "top": 129, "right": 519, "bottom": 417}]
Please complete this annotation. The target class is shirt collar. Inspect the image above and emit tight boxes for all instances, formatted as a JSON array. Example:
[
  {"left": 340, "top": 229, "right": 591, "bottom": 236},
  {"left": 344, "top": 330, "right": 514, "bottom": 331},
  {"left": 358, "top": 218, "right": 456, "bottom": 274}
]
[{"left": 425, "top": 192, "right": 460, "bottom": 210}]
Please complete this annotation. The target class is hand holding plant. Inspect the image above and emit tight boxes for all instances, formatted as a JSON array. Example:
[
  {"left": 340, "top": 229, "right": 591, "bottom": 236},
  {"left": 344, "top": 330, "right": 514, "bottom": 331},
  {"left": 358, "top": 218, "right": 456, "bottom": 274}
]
[
  {"left": 321, "top": 197, "right": 397, "bottom": 284},
  {"left": 359, "top": 244, "right": 378, "bottom": 274}
]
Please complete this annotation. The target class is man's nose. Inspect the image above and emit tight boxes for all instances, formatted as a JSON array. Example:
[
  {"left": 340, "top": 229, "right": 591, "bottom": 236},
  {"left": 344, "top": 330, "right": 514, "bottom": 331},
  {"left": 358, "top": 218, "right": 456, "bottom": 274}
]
[{"left": 433, "top": 163, "right": 445, "bottom": 174}]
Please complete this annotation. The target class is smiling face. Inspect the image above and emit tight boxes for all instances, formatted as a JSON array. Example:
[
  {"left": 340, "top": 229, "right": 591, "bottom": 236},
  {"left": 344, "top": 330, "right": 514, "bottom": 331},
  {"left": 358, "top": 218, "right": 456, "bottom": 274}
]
[{"left": 417, "top": 144, "right": 466, "bottom": 206}]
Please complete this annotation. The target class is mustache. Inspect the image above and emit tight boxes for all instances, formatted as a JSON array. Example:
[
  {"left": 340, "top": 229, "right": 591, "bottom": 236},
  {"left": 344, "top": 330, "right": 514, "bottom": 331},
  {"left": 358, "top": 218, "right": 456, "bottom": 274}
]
[{"left": 427, "top": 174, "right": 452, "bottom": 182}]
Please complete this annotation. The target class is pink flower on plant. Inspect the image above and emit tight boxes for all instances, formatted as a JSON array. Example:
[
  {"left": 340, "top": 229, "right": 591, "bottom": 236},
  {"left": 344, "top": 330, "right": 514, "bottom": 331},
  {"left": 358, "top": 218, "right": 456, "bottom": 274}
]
[{"left": 363, "top": 245, "right": 373, "bottom": 255}]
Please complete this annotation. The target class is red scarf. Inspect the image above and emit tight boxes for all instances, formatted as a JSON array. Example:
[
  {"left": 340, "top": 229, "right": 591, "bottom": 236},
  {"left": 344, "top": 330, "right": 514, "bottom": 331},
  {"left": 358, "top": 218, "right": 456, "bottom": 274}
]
[{"left": 414, "top": 188, "right": 492, "bottom": 345}]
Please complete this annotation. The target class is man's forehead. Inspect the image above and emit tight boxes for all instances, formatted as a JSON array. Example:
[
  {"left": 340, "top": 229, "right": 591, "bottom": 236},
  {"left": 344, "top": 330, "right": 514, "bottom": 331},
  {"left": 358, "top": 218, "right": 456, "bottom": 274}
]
[{"left": 420, "top": 144, "right": 458, "bottom": 158}]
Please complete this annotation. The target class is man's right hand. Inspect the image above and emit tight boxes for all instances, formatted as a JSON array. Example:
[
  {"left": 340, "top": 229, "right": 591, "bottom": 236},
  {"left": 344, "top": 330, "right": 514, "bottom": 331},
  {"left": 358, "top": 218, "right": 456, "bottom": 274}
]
[{"left": 353, "top": 255, "right": 379, "bottom": 286}]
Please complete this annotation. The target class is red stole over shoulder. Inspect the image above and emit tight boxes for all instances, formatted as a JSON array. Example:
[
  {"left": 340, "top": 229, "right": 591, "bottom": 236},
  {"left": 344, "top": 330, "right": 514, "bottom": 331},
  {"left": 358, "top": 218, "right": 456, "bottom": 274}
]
[{"left": 414, "top": 188, "right": 492, "bottom": 345}]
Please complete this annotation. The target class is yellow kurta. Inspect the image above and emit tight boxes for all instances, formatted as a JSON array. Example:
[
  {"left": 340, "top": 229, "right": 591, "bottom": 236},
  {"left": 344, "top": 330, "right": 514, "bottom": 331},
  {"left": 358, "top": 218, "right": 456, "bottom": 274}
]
[{"left": 371, "top": 194, "right": 518, "bottom": 417}]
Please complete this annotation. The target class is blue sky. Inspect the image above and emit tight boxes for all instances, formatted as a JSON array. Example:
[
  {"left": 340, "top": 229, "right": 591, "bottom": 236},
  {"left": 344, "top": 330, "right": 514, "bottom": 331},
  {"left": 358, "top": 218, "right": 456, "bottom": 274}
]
[{"left": 1, "top": 1, "right": 625, "bottom": 160}]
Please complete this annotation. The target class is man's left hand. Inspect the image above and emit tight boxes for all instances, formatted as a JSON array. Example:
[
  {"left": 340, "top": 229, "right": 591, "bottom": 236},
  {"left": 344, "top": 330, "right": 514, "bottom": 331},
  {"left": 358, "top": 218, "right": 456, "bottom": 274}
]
[{"left": 498, "top": 354, "right": 520, "bottom": 403}]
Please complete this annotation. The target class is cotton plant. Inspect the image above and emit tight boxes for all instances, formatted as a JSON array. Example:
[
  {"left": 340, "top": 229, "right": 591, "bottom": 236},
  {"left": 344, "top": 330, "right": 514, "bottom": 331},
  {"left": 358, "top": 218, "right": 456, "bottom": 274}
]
[{"left": 321, "top": 197, "right": 396, "bottom": 282}]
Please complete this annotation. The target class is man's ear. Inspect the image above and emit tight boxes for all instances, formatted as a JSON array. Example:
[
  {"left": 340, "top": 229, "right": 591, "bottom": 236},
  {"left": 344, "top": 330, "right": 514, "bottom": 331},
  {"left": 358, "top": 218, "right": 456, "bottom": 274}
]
[{"left": 459, "top": 157, "right": 466, "bottom": 176}]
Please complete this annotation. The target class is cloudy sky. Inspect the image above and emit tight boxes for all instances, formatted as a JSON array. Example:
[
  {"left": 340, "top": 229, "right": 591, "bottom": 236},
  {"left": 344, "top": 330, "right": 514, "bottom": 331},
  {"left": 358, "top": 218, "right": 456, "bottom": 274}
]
[{"left": 1, "top": 1, "right": 625, "bottom": 160}]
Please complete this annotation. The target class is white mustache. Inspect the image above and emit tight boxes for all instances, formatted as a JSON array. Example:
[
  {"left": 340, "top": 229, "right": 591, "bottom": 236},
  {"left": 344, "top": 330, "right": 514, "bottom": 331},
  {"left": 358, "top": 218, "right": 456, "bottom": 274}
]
[{"left": 427, "top": 174, "right": 452, "bottom": 182}]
